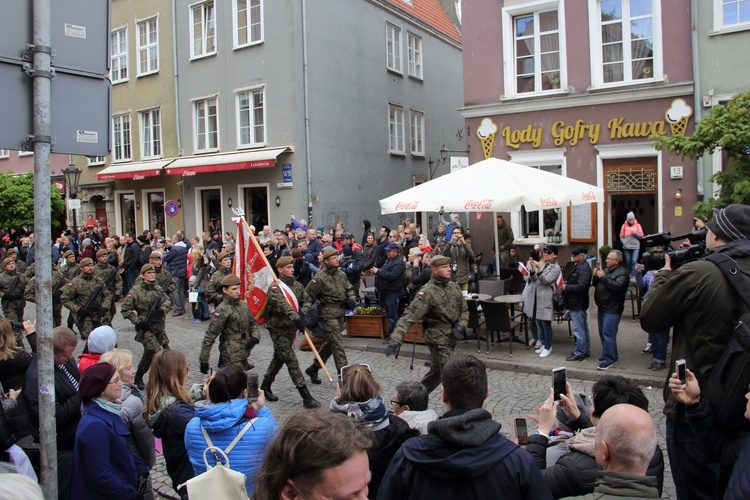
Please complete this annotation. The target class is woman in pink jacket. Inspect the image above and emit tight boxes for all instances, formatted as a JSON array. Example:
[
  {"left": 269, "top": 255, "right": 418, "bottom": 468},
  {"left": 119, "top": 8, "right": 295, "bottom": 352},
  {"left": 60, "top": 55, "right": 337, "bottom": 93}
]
[{"left": 619, "top": 211, "right": 644, "bottom": 276}]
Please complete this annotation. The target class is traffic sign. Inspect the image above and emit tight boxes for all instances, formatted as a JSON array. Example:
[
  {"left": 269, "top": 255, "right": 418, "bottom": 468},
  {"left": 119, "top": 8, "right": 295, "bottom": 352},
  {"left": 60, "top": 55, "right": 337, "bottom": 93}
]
[{"left": 165, "top": 200, "right": 180, "bottom": 218}]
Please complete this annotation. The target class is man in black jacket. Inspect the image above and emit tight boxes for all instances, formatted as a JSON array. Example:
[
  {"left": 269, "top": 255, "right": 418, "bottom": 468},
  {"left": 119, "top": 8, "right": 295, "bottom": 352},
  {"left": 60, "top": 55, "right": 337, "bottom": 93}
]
[
  {"left": 24, "top": 327, "right": 81, "bottom": 499},
  {"left": 372, "top": 243, "right": 405, "bottom": 341},
  {"left": 593, "top": 250, "right": 629, "bottom": 370},
  {"left": 564, "top": 247, "right": 593, "bottom": 362}
]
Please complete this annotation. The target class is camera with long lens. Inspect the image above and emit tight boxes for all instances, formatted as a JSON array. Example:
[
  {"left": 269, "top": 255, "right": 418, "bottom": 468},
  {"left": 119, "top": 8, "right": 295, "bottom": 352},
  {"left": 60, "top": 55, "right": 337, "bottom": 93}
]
[{"left": 641, "top": 227, "right": 707, "bottom": 271}]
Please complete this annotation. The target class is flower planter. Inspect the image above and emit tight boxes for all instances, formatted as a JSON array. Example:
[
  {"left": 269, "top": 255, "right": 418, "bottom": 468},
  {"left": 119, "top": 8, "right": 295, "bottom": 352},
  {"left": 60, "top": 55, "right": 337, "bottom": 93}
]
[
  {"left": 345, "top": 314, "right": 389, "bottom": 339},
  {"left": 403, "top": 321, "right": 425, "bottom": 344}
]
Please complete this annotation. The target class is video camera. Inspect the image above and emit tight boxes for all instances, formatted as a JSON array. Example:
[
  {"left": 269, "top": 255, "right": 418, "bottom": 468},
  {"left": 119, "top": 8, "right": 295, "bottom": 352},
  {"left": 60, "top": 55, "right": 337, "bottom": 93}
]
[{"left": 641, "top": 227, "right": 707, "bottom": 271}]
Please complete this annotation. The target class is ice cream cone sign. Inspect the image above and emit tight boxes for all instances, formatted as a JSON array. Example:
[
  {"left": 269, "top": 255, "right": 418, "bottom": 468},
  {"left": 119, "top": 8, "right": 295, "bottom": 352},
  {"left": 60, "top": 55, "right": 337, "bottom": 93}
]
[
  {"left": 665, "top": 98, "right": 693, "bottom": 137},
  {"left": 477, "top": 117, "right": 499, "bottom": 159}
]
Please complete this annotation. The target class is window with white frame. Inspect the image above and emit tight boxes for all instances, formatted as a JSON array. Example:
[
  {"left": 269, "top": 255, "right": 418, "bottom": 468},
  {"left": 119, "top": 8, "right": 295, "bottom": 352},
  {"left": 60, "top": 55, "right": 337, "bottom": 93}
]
[
  {"left": 0, "top": 150, "right": 9, "bottom": 159},
  {"left": 136, "top": 17, "right": 159, "bottom": 76},
  {"left": 234, "top": 0, "right": 263, "bottom": 48},
  {"left": 191, "top": 1, "right": 216, "bottom": 59},
  {"left": 407, "top": 32, "right": 423, "bottom": 79},
  {"left": 590, "top": 0, "right": 661, "bottom": 86},
  {"left": 388, "top": 104, "right": 405, "bottom": 154},
  {"left": 508, "top": 150, "right": 566, "bottom": 240},
  {"left": 88, "top": 156, "right": 106, "bottom": 166},
  {"left": 386, "top": 23, "right": 402, "bottom": 73},
  {"left": 194, "top": 96, "right": 219, "bottom": 152},
  {"left": 237, "top": 87, "right": 265, "bottom": 147},
  {"left": 410, "top": 109, "right": 424, "bottom": 156},
  {"left": 112, "top": 113, "right": 132, "bottom": 162},
  {"left": 110, "top": 27, "right": 128, "bottom": 83},
  {"left": 502, "top": 2, "right": 565, "bottom": 98},
  {"left": 716, "top": 0, "right": 750, "bottom": 29},
  {"left": 139, "top": 108, "right": 162, "bottom": 159}
]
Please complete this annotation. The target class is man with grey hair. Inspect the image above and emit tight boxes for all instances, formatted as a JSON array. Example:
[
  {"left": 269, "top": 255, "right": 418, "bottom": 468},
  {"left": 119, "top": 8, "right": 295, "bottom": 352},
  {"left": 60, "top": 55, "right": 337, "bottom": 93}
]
[
  {"left": 564, "top": 404, "right": 659, "bottom": 498},
  {"left": 593, "top": 249, "right": 629, "bottom": 370},
  {"left": 390, "top": 381, "right": 438, "bottom": 435}
]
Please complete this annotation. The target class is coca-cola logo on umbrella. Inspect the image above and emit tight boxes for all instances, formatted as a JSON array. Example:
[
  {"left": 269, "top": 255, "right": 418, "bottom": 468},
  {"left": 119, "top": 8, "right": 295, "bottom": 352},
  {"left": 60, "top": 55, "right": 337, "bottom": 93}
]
[
  {"left": 395, "top": 201, "right": 420, "bottom": 210},
  {"left": 464, "top": 199, "right": 494, "bottom": 210},
  {"left": 540, "top": 197, "right": 558, "bottom": 207}
]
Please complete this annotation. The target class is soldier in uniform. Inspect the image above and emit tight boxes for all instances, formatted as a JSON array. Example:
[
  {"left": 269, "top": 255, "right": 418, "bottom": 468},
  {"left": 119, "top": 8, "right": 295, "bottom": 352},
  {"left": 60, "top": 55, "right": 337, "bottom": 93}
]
[
  {"left": 384, "top": 255, "right": 468, "bottom": 394},
  {"left": 93, "top": 249, "right": 123, "bottom": 324},
  {"left": 0, "top": 257, "right": 30, "bottom": 348},
  {"left": 304, "top": 248, "right": 357, "bottom": 384},
  {"left": 261, "top": 256, "right": 320, "bottom": 409},
  {"left": 199, "top": 274, "right": 260, "bottom": 373},
  {"left": 61, "top": 258, "right": 113, "bottom": 346},
  {"left": 24, "top": 263, "right": 66, "bottom": 327},
  {"left": 60, "top": 250, "right": 81, "bottom": 329},
  {"left": 205, "top": 251, "right": 233, "bottom": 307},
  {"left": 132, "top": 252, "right": 177, "bottom": 297},
  {"left": 121, "top": 263, "right": 172, "bottom": 388},
  {"left": 5, "top": 248, "right": 26, "bottom": 275}
]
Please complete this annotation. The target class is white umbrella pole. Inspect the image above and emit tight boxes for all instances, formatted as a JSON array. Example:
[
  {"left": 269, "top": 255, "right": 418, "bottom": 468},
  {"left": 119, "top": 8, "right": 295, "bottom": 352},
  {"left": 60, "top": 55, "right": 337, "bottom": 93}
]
[{"left": 493, "top": 211, "right": 500, "bottom": 274}]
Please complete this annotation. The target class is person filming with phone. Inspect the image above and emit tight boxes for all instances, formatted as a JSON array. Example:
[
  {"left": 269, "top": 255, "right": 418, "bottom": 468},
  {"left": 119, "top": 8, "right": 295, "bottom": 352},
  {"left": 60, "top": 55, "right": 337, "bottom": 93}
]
[{"left": 641, "top": 204, "right": 750, "bottom": 500}]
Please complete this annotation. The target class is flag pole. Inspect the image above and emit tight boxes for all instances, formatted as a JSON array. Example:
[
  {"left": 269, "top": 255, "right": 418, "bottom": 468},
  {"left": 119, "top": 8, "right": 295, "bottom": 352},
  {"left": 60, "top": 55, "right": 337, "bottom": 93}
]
[{"left": 232, "top": 208, "right": 334, "bottom": 383}]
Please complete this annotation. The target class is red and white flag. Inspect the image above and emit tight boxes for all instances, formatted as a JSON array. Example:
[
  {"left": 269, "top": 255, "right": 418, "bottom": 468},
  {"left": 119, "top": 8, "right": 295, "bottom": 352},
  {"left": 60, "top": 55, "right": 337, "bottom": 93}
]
[
  {"left": 556, "top": 272, "right": 564, "bottom": 289},
  {"left": 518, "top": 262, "right": 529, "bottom": 276},
  {"left": 234, "top": 219, "right": 275, "bottom": 320}
]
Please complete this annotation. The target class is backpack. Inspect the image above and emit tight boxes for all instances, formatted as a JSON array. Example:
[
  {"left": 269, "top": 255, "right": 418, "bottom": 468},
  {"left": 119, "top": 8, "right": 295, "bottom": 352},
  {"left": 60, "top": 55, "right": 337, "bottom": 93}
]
[
  {"left": 688, "top": 253, "right": 750, "bottom": 431},
  {"left": 179, "top": 417, "right": 258, "bottom": 499}
]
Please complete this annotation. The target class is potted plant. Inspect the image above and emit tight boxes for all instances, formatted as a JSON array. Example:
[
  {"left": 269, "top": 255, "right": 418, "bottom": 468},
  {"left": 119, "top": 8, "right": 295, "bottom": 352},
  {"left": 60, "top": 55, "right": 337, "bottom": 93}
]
[
  {"left": 345, "top": 306, "right": 389, "bottom": 339},
  {"left": 598, "top": 245, "right": 612, "bottom": 264}
]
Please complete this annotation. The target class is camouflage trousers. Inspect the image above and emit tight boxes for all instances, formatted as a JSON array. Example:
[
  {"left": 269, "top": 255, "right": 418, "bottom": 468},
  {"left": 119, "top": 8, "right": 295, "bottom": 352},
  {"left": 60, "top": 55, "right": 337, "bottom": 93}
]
[
  {"left": 135, "top": 329, "right": 169, "bottom": 378},
  {"left": 217, "top": 337, "right": 254, "bottom": 369},
  {"left": 264, "top": 327, "right": 305, "bottom": 387},
  {"left": 314, "top": 315, "right": 348, "bottom": 373},
  {"left": 422, "top": 337, "right": 456, "bottom": 394}
]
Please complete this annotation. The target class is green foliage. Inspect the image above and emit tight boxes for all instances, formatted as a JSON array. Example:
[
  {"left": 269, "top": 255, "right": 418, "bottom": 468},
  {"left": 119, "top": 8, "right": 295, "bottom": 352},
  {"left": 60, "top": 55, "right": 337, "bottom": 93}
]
[
  {"left": 598, "top": 245, "right": 612, "bottom": 263},
  {"left": 0, "top": 171, "right": 66, "bottom": 229},
  {"left": 653, "top": 92, "right": 750, "bottom": 217},
  {"left": 353, "top": 306, "right": 386, "bottom": 316}
]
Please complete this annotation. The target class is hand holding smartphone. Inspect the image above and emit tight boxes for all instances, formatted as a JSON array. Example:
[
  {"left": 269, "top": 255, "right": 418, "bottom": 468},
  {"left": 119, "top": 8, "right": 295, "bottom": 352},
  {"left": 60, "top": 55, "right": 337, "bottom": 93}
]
[
  {"left": 676, "top": 359, "right": 687, "bottom": 389},
  {"left": 513, "top": 417, "right": 529, "bottom": 445},
  {"left": 553, "top": 367, "right": 567, "bottom": 402},
  {"left": 247, "top": 372, "right": 259, "bottom": 402}
]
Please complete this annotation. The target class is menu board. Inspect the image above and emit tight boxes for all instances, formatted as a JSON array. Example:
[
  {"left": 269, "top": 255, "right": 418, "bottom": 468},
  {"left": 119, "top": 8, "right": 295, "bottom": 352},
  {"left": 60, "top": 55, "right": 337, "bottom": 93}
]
[{"left": 568, "top": 203, "right": 596, "bottom": 242}]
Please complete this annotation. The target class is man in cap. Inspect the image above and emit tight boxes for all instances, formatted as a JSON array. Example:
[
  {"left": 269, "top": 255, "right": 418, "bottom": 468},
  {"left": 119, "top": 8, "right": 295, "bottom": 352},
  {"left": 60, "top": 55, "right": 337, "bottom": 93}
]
[
  {"left": 261, "top": 256, "right": 320, "bottom": 408},
  {"left": 93, "top": 248, "right": 123, "bottom": 323},
  {"left": 61, "top": 258, "right": 113, "bottom": 346},
  {"left": 199, "top": 273, "right": 260, "bottom": 372},
  {"left": 641, "top": 203, "right": 750, "bottom": 499},
  {"left": 304, "top": 248, "right": 357, "bottom": 384},
  {"left": 121, "top": 263, "right": 172, "bottom": 388},
  {"left": 564, "top": 246, "right": 593, "bottom": 362},
  {"left": 4, "top": 247, "right": 26, "bottom": 274},
  {"left": 385, "top": 255, "right": 468, "bottom": 394},
  {"left": 0, "top": 257, "right": 30, "bottom": 347},
  {"left": 372, "top": 242, "right": 406, "bottom": 342},
  {"left": 205, "top": 251, "right": 234, "bottom": 306}
]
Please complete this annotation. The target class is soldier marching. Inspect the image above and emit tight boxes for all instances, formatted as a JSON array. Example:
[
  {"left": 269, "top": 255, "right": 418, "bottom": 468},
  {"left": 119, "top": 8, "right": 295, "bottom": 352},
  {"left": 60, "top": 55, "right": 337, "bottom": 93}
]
[
  {"left": 0, "top": 257, "right": 30, "bottom": 348},
  {"left": 204, "top": 251, "right": 233, "bottom": 307},
  {"left": 61, "top": 257, "right": 113, "bottom": 347}
]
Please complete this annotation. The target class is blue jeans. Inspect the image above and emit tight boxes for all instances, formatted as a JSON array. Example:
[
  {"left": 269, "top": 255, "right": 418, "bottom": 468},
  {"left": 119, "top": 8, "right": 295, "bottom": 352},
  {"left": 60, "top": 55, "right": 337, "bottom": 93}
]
[
  {"left": 666, "top": 418, "right": 722, "bottom": 499},
  {"left": 382, "top": 293, "right": 400, "bottom": 335},
  {"left": 570, "top": 309, "right": 590, "bottom": 356},
  {"left": 528, "top": 316, "right": 539, "bottom": 342},
  {"left": 651, "top": 329, "right": 669, "bottom": 363},
  {"left": 623, "top": 248, "right": 639, "bottom": 276},
  {"left": 537, "top": 320, "right": 553, "bottom": 349},
  {"left": 597, "top": 312, "right": 621, "bottom": 365}
]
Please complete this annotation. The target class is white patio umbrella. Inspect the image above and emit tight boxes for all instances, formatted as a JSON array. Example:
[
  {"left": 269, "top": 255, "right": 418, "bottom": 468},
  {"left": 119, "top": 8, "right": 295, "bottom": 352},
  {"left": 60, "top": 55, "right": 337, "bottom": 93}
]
[{"left": 379, "top": 157, "right": 604, "bottom": 269}]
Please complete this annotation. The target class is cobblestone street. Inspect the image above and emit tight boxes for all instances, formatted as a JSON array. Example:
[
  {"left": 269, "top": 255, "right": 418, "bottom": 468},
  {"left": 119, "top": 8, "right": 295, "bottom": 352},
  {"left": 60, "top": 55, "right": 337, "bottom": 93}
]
[{"left": 51, "top": 306, "right": 674, "bottom": 498}]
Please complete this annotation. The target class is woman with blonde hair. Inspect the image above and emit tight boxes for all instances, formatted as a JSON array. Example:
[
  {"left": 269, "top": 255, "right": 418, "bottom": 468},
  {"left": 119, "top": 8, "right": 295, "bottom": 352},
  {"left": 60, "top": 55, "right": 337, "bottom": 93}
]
[
  {"left": 329, "top": 364, "right": 417, "bottom": 499},
  {"left": 143, "top": 351, "right": 195, "bottom": 500},
  {"left": 100, "top": 348, "right": 156, "bottom": 498},
  {"left": 0, "top": 319, "right": 35, "bottom": 391}
]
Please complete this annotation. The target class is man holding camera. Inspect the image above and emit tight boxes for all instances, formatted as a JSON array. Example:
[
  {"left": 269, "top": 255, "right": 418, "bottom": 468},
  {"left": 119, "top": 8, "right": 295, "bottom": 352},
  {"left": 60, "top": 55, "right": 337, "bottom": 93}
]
[
  {"left": 564, "top": 247, "right": 593, "bottom": 362},
  {"left": 641, "top": 204, "right": 750, "bottom": 500},
  {"left": 442, "top": 226, "right": 475, "bottom": 292}
]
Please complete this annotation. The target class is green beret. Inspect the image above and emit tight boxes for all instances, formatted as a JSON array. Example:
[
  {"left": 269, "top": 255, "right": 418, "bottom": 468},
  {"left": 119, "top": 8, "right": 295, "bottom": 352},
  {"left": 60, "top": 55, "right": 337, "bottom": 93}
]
[
  {"left": 2, "top": 257, "right": 13, "bottom": 267},
  {"left": 79, "top": 258, "right": 94, "bottom": 267},
  {"left": 322, "top": 248, "right": 338, "bottom": 260},
  {"left": 96, "top": 249, "right": 108, "bottom": 258},
  {"left": 63, "top": 250, "right": 75, "bottom": 259},
  {"left": 221, "top": 274, "right": 241, "bottom": 287},
  {"left": 140, "top": 263, "right": 156, "bottom": 274},
  {"left": 276, "top": 256, "right": 294, "bottom": 268},
  {"left": 217, "top": 251, "right": 230, "bottom": 262},
  {"left": 430, "top": 255, "right": 451, "bottom": 267}
]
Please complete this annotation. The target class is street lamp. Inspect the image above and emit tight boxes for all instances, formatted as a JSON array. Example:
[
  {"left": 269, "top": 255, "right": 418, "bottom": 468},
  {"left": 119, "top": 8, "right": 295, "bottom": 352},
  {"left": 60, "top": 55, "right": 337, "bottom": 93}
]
[{"left": 63, "top": 156, "right": 82, "bottom": 238}]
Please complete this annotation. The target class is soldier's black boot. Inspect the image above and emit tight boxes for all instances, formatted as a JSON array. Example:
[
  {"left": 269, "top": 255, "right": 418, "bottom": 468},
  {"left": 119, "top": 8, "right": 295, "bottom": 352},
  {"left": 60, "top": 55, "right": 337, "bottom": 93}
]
[
  {"left": 298, "top": 386, "right": 321, "bottom": 409},
  {"left": 305, "top": 364, "right": 321, "bottom": 385},
  {"left": 260, "top": 379, "right": 278, "bottom": 402}
]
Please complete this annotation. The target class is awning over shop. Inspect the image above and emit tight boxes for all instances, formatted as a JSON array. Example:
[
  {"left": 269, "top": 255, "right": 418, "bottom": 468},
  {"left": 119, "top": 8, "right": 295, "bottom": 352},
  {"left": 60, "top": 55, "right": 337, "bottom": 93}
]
[
  {"left": 96, "top": 160, "right": 174, "bottom": 181},
  {"left": 163, "top": 147, "right": 290, "bottom": 177}
]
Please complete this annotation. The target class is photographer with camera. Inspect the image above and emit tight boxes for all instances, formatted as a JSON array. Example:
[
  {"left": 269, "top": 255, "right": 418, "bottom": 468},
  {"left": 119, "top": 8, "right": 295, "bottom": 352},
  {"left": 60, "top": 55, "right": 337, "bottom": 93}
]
[{"left": 641, "top": 204, "right": 750, "bottom": 500}]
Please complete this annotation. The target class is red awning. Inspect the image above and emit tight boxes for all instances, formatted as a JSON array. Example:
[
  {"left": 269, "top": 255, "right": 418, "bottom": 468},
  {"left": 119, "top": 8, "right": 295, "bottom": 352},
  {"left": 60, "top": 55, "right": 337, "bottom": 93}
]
[
  {"left": 96, "top": 160, "right": 174, "bottom": 181},
  {"left": 163, "top": 147, "right": 290, "bottom": 177}
]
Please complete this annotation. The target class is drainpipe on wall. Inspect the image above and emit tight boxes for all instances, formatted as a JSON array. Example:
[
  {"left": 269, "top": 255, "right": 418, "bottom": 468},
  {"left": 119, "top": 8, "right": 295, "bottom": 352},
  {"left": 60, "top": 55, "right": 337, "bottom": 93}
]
[
  {"left": 301, "top": 0, "right": 314, "bottom": 224},
  {"left": 691, "top": 0, "right": 704, "bottom": 198},
  {"left": 172, "top": 0, "right": 182, "bottom": 157}
]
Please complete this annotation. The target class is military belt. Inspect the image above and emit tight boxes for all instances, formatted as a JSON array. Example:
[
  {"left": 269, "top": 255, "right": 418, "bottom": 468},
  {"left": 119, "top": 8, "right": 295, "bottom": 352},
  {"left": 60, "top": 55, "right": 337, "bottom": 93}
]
[
  {"left": 222, "top": 332, "right": 248, "bottom": 341},
  {"left": 424, "top": 322, "right": 452, "bottom": 329}
]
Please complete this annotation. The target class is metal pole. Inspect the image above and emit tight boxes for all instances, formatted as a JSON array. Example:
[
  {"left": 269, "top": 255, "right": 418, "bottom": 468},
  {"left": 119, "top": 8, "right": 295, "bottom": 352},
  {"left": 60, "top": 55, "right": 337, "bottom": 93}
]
[{"left": 32, "top": 0, "right": 58, "bottom": 497}]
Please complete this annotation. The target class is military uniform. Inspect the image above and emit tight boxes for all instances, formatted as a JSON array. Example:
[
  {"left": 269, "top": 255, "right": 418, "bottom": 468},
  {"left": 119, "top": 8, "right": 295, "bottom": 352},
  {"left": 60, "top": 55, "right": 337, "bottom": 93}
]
[
  {"left": 391, "top": 274, "right": 469, "bottom": 393},
  {"left": 132, "top": 268, "right": 177, "bottom": 296},
  {"left": 200, "top": 295, "right": 260, "bottom": 370},
  {"left": 121, "top": 278, "right": 172, "bottom": 384},
  {"left": 263, "top": 276, "right": 312, "bottom": 388},
  {"left": 205, "top": 266, "right": 232, "bottom": 306},
  {"left": 61, "top": 261, "right": 81, "bottom": 329},
  {"left": 0, "top": 265, "right": 30, "bottom": 347},
  {"left": 24, "top": 266, "right": 66, "bottom": 327},
  {"left": 61, "top": 271, "right": 113, "bottom": 340},
  {"left": 305, "top": 263, "right": 356, "bottom": 377},
  {"left": 93, "top": 261, "right": 123, "bottom": 324}
]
